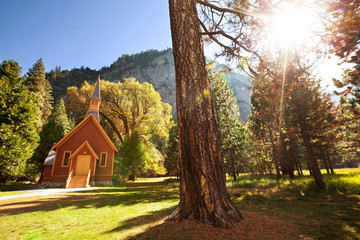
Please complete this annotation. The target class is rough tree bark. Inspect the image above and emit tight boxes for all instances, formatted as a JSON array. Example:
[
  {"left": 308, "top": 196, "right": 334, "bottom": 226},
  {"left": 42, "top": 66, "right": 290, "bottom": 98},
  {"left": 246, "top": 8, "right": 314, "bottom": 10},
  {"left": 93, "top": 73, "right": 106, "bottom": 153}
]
[
  {"left": 299, "top": 125, "right": 326, "bottom": 189},
  {"left": 325, "top": 150, "right": 334, "bottom": 174},
  {"left": 269, "top": 129, "right": 281, "bottom": 179},
  {"left": 166, "top": 0, "right": 243, "bottom": 227}
]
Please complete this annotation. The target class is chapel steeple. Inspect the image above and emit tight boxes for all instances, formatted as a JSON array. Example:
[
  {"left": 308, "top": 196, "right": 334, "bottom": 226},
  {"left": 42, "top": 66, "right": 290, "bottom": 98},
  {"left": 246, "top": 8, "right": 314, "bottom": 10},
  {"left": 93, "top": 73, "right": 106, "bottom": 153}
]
[{"left": 85, "top": 75, "right": 101, "bottom": 122}]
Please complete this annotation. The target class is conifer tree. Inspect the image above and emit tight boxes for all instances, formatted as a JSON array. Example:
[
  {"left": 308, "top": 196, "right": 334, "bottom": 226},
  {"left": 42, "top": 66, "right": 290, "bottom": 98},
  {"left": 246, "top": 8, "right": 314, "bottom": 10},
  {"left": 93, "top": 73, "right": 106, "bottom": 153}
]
[
  {"left": 30, "top": 98, "right": 71, "bottom": 178},
  {"left": 25, "top": 58, "right": 53, "bottom": 132},
  {"left": 164, "top": 123, "right": 179, "bottom": 177},
  {"left": 117, "top": 131, "right": 147, "bottom": 181},
  {"left": 287, "top": 77, "right": 332, "bottom": 189},
  {"left": 0, "top": 60, "right": 39, "bottom": 182},
  {"left": 334, "top": 96, "right": 360, "bottom": 165},
  {"left": 210, "top": 71, "right": 246, "bottom": 181}
]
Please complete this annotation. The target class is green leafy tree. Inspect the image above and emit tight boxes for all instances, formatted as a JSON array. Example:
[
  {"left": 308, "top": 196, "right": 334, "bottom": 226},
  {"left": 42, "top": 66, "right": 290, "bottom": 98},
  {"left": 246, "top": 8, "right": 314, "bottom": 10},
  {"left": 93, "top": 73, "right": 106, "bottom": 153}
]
[
  {"left": 0, "top": 60, "right": 39, "bottom": 182},
  {"left": 116, "top": 131, "right": 147, "bottom": 181},
  {"left": 30, "top": 98, "right": 71, "bottom": 179},
  {"left": 25, "top": 58, "right": 53, "bottom": 132},
  {"left": 164, "top": 123, "right": 179, "bottom": 177},
  {"left": 144, "top": 142, "right": 167, "bottom": 177}
]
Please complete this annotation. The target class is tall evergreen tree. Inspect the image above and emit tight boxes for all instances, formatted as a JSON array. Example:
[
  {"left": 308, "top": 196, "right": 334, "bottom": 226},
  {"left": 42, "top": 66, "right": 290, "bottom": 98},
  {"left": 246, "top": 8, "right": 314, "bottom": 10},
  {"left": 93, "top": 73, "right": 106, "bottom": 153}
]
[
  {"left": 164, "top": 123, "right": 179, "bottom": 177},
  {"left": 334, "top": 96, "right": 360, "bottom": 165},
  {"left": 327, "top": 0, "right": 360, "bottom": 88},
  {"left": 0, "top": 60, "right": 39, "bottom": 182},
  {"left": 117, "top": 131, "right": 147, "bottom": 181},
  {"left": 249, "top": 61, "right": 283, "bottom": 178},
  {"left": 288, "top": 78, "right": 331, "bottom": 189},
  {"left": 25, "top": 58, "right": 53, "bottom": 132},
  {"left": 210, "top": 71, "right": 246, "bottom": 181},
  {"left": 30, "top": 98, "right": 71, "bottom": 178}
]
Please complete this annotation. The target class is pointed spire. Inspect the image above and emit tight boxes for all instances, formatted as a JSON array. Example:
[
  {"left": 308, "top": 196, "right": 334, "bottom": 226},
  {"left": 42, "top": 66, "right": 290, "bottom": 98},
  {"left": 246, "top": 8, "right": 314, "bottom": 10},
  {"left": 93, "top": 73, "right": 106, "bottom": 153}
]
[
  {"left": 90, "top": 75, "right": 101, "bottom": 100},
  {"left": 85, "top": 75, "right": 101, "bottom": 122}
]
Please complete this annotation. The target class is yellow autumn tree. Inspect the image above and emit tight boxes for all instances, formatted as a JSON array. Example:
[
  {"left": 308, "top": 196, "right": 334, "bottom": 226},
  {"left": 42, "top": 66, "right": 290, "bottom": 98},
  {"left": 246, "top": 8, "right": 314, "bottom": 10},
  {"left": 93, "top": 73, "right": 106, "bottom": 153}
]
[{"left": 65, "top": 78, "right": 172, "bottom": 144}]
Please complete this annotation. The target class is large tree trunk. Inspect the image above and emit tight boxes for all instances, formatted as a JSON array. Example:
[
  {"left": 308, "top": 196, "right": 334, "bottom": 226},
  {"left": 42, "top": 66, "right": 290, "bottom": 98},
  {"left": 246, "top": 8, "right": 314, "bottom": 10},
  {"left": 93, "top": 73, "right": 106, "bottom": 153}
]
[
  {"left": 100, "top": 112, "right": 124, "bottom": 143},
  {"left": 323, "top": 158, "right": 330, "bottom": 174},
  {"left": 307, "top": 160, "right": 313, "bottom": 175},
  {"left": 299, "top": 162, "right": 304, "bottom": 176},
  {"left": 167, "top": 0, "right": 243, "bottom": 227},
  {"left": 299, "top": 128, "right": 326, "bottom": 189},
  {"left": 325, "top": 150, "right": 335, "bottom": 174},
  {"left": 269, "top": 129, "right": 281, "bottom": 179}
]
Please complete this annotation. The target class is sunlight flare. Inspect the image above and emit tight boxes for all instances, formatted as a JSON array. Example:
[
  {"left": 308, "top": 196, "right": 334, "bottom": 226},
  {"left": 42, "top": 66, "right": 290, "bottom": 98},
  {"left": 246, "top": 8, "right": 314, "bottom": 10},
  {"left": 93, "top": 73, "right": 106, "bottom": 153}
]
[{"left": 266, "top": 4, "right": 321, "bottom": 47}]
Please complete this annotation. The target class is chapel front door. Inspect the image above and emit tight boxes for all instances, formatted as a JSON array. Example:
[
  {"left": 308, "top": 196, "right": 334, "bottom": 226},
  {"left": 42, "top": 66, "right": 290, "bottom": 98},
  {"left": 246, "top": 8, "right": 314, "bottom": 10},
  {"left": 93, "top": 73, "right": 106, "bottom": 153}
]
[{"left": 75, "top": 155, "right": 91, "bottom": 176}]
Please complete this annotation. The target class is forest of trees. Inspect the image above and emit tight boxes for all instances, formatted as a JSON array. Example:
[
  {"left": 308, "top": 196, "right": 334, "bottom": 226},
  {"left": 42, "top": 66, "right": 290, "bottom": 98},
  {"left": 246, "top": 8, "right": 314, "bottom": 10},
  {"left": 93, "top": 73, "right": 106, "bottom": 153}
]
[{"left": 0, "top": 0, "right": 359, "bottom": 228}]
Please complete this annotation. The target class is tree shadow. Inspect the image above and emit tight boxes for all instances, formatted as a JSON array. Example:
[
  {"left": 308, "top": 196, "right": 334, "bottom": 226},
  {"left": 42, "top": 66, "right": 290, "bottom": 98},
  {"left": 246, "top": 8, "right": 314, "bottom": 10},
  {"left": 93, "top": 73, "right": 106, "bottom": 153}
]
[
  {"left": 104, "top": 205, "right": 175, "bottom": 235},
  {"left": 229, "top": 183, "right": 360, "bottom": 240},
  {"left": 0, "top": 180, "right": 179, "bottom": 217}
]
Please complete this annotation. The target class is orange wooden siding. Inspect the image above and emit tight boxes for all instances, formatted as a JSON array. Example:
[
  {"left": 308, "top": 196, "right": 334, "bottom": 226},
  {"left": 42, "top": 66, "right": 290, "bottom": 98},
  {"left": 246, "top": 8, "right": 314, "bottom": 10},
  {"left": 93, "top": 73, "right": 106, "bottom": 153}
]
[
  {"left": 52, "top": 118, "right": 114, "bottom": 178},
  {"left": 42, "top": 165, "right": 53, "bottom": 180}
]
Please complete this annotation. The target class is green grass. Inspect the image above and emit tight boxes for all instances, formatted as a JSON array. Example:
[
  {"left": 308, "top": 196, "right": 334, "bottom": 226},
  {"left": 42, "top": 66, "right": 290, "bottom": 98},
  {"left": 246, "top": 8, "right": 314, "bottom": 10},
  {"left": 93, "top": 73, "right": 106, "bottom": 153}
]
[
  {"left": 0, "top": 178, "right": 179, "bottom": 240},
  {"left": 0, "top": 170, "right": 359, "bottom": 240},
  {"left": 229, "top": 169, "right": 360, "bottom": 240}
]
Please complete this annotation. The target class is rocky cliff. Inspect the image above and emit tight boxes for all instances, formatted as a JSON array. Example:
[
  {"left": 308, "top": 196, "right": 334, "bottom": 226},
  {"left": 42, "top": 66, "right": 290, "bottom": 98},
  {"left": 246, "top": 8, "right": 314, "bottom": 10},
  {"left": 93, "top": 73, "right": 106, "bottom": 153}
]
[{"left": 47, "top": 49, "right": 252, "bottom": 121}]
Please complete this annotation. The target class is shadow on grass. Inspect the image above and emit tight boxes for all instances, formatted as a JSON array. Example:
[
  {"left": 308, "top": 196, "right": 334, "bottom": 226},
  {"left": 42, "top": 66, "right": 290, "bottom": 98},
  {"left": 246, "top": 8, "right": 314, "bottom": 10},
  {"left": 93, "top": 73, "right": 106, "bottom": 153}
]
[
  {"left": 0, "top": 180, "right": 179, "bottom": 217},
  {"left": 230, "top": 174, "right": 360, "bottom": 240},
  {"left": 104, "top": 205, "right": 176, "bottom": 235},
  {"left": 0, "top": 183, "right": 41, "bottom": 192}
]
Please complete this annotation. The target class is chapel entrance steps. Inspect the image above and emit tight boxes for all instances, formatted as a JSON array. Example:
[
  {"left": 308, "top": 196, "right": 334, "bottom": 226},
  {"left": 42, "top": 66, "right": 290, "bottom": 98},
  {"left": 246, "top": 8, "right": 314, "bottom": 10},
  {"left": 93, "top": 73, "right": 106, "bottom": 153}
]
[{"left": 66, "top": 175, "right": 88, "bottom": 188}]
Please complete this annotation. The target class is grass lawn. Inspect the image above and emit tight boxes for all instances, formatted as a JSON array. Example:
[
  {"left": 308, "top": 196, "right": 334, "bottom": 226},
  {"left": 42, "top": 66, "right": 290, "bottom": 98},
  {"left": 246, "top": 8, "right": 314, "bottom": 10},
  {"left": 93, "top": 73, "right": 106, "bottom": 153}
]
[
  {"left": 0, "top": 170, "right": 359, "bottom": 240},
  {"left": 0, "top": 178, "right": 179, "bottom": 240},
  {"left": 229, "top": 169, "right": 360, "bottom": 240}
]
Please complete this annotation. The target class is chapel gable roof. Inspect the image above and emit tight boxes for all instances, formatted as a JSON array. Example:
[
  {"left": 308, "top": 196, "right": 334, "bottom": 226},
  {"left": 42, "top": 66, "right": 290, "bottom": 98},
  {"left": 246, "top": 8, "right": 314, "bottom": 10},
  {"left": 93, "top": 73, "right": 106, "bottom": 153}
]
[
  {"left": 51, "top": 114, "right": 117, "bottom": 152},
  {"left": 69, "top": 141, "right": 99, "bottom": 160}
]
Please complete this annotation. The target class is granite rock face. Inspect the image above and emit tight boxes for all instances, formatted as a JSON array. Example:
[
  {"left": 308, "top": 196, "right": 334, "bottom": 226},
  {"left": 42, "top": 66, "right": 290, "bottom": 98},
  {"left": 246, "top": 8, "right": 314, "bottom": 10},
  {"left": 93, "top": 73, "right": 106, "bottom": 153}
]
[{"left": 47, "top": 49, "right": 251, "bottom": 121}]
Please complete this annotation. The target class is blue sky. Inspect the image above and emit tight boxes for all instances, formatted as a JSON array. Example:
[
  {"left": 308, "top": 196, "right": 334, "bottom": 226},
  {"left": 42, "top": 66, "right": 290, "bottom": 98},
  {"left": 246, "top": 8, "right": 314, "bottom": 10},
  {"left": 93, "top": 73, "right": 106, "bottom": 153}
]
[{"left": 0, "top": 0, "right": 172, "bottom": 74}]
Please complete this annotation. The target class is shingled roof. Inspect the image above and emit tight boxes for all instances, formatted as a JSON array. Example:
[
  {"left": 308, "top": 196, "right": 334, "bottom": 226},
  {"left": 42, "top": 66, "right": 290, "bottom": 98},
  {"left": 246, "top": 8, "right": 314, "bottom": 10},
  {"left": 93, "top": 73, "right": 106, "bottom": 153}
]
[
  {"left": 90, "top": 75, "right": 101, "bottom": 100},
  {"left": 44, "top": 143, "right": 57, "bottom": 165},
  {"left": 85, "top": 110, "right": 99, "bottom": 120}
]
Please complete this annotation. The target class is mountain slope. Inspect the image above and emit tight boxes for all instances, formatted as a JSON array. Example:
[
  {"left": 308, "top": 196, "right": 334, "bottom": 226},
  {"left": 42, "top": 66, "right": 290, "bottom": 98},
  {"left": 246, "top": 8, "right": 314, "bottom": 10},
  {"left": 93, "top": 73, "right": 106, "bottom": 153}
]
[{"left": 47, "top": 49, "right": 252, "bottom": 121}]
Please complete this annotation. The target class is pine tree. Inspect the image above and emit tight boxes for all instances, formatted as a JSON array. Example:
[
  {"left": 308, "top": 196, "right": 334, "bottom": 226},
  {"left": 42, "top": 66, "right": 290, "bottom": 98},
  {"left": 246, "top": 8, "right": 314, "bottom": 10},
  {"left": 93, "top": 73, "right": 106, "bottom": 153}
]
[
  {"left": 116, "top": 131, "right": 147, "bottom": 181},
  {"left": 288, "top": 78, "right": 331, "bottom": 189},
  {"left": 25, "top": 58, "right": 53, "bottom": 132},
  {"left": 334, "top": 96, "right": 360, "bottom": 166},
  {"left": 249, "top": 64, "right": 283, "bottom": 178},
  {"left": 164, "top": 123, "right": 179, "bottom": 177},
  {"left": 0, "top": 60, "right": 39, "bottom": 182},
  {"left": 210, "top": 71, "right": 246, "bottom": 181},
  {"left": 30, "top": 98, "right": 71, "bottom": 178}
]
